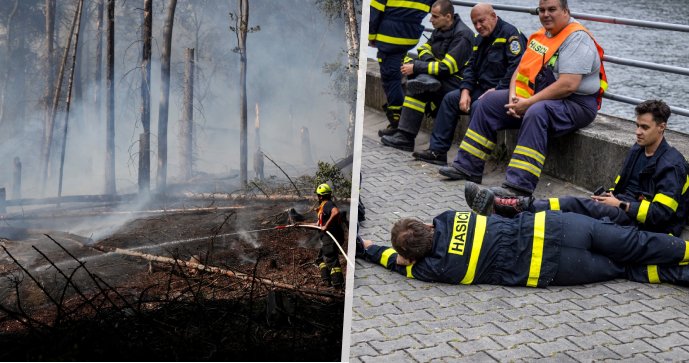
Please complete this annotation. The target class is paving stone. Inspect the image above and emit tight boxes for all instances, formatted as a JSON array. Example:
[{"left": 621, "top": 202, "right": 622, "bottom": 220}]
[
  {"left": 533, "top": 311, "right": 583, "bottom": 326},
  {"left": 527, "top": 337, "right": 579, "bottom": 357},
  {"left": 419, "top": 316, "right": 468, "bottom": 331},
  {"left": 531, "top": 324, "right": 582, "bottom": 342},
  {"left": 359, "top": 350, "right": 413, "bottom": 363},
  {"left": 449, "top": 336, "right": 502, "bottom": 356},
  {"left": 530, "top": 352, "right": 579, "bottom": 362},
  {"left": 407, "top": 343, "right": 460, "bottom": 361},
  {"left": 493, "top": 330, "right": 540, "bottom": 349},
  {"left": 350, "top": 328, "right": 386, "bottom": 345},
  {"left": 455, "top": 322, "right": 506, "bottom": 340},
  {"left": 567, "top": 331, "right": 620, "bottom": 350},
  {"left": 446, "top": 351, "right": 498, "bottom": 363},
  {"left": 497, "top": 316, "right": 547, "bottom": 335},
  {"left": 568, "top": 318, "right": 616, "bottom": 335},
  {"left": 565, "top": 346, "right": 621, "bottom": 361},
  {"left": 607, "top": 340, "right": 660, "bottom": 358},
  {"left": 379, "top": 322, "right": 428, "bottom": 339},
  {"left": 644, "top": 347, "right": 689, "bottom": 362},
  {"left": 369, "top": 336, "right": 422, "bottom": 355},
  {"left": 644, "top": 332, "right": 689, "bottom": 351},
  {"left": 389, "top": 309, "right": 436, "bottom": 326},
  {"left": 606, "top": 326, "right": 656, "bottom": 344},
  {"left": 570, "top": 294, "right": 618, "bottom": 309},
  {"left": 349, "top": 342, "right": 378, "bottom": 359},
  {"left": 639, "top": 306, "right": 687, "bottom": 324},
  {"left": 484, "top": 345, "right": 542, "bottom": 361},
  {"left": 570, "top": 306, "right": 617, "bottom": 322},
  {"left": 604, "top": 314, "right": 655, "bottom": 330},
  {"left": 643, "top": 319, "right": 689, "bottom": 336}
]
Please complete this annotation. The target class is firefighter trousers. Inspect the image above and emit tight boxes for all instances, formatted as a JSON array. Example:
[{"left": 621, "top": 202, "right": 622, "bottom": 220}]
[
  {"left": 397, "top": 77, "right": 462, "bottom": 138},
  {"left": 429, "top": 87, "right": 484, "bottom": 152},
  {"left": 378, "top": 50, "right": 407, "bottom": 114},
  {"left": 451, "top": 89, "right": 597, "bottom": 194},
  {"left": 533, "top": 195, "right": 635, "bottom": 228},
  {"left": 551, "top": 213, "right": 689, "bottom": 286}
]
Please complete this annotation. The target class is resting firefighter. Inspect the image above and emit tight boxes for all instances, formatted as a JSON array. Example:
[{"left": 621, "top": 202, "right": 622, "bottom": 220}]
[
  {"left": 357, "top": 210, "right": 689, "bottom": 287},
  {"left": 312, "top": 184, "right": 345, "bottom": 288}
]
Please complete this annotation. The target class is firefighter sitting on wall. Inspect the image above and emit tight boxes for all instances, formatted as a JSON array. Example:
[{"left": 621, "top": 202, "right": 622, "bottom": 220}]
[
  {"left": 466, "top": 99, "right": 689, "bottom": 237},
  {"left": 311, "top": 183, "right": 344, "bottom": 288},
  {"left": 357, "top": 209, "right": 689, "bottom": 287}
]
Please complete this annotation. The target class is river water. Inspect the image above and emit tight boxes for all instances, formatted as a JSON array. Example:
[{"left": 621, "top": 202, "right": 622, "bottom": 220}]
[{"left": 367, "top": 0, "right": 689, "bottom": 132}]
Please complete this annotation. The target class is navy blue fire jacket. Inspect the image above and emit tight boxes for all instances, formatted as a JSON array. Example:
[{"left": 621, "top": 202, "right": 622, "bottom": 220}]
[
  {"left": 610, "top": 137, "right": 689, "bottom": 236},
  {"left": 368, "top": 0, "right": 435, "bottom": 54},
  {"left": 409, "top": 14, "right": 474, "bottom": 80},
  {"left": 360, "top": 210, "right": 562, "bottom": 287},
  {"left": 459, "top": 17, "right": 526, "bottom": 93}
]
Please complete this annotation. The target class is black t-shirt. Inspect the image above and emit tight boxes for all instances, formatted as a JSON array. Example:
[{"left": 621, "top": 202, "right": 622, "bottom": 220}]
[
  {"left": 319, "top": 200, "right": 344, "bottom": 242},
  {"left": 624, "top": 152, "right": 650, "bottom": 198}
]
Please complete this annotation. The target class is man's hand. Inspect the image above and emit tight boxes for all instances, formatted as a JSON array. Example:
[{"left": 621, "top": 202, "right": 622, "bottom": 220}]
[
  {"left": 362, "top": 239, "right": 373, "bottom": 249},
  {"left": 459, "top": 89, "right": 472, "bottom": 113},
  {"left": 505, "top": 96, "right": 529, "bottom": 118},
  {"left": 400, "top": 63, "right": 414, "bottom": 76},
  {"left": 396, "top": 254, "right": 413, "bottom": 266},
  {"left": 591, "top": 192, "right": 622, "bottom": 208}
]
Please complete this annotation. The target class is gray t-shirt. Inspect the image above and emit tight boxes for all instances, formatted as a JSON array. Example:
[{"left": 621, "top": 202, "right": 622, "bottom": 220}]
[{"left": 547, "top": 19, "right": 601, "bottom": 95}]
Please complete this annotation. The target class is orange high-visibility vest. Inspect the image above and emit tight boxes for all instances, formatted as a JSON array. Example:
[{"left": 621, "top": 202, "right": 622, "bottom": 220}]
[{"left": 514, "top": 22, "right": 608, "bottom": 109}]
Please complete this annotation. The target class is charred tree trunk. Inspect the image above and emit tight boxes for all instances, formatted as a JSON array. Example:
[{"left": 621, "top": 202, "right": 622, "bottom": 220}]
[
  {"left": 43, "top": 0, "right": 55, "bottom": 130},
  {"left": 12, "top": 157, "right": 21, "bottom": 200},
  {"left": 138, "top": 0, "right": 152, "bottom": 194},
  {"left": 104, "top": 0, "right": 116, "bottom": 195},
  {"left": 94, "top": 0, "right": 104, "bottom": 124},
  {"left": 343, "top": 0, "right": 359, "bottom": 156},
  {"left": 238, "top": 0, "right": 249, "bottom": 188},
  {"left": 58, "top": 0, "right": 86, "bottom": 200},
  {"left": 179, "top": 48, "right": 194, "bottom": 181},
  {"left": 0, "top": 0, "right": 19, "bottom": 125},
  {"left": 253, "top": 103, "right": 263, "bottom": 180},
  {"left": 40, "top": 1, "right": 83, "bottom": 195},
  {"left": 72, "top": 1, "right": 87, "bottom": 129},
  {"left": 156, "top": 0, "right": 177, "bottom": 192}
]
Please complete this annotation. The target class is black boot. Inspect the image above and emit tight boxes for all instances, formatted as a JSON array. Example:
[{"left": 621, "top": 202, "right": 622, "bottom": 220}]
[
  {"left": 330, "top": 267, "right": 344, "bottom": 288},
  {"left": 378, "top": 106, "right": 401, "bottom": 137},
  {"left": 381, "top": 130, "right": 414, "bottom": 151},
  {"left": 406, "top": 74, "right": 441, "bottom": 95},
  {"left": 319, "top": 262, "right": 331, "bottom": 286},
  {"left": 492, "top": 195, "right": 535, "bottom": 218}
]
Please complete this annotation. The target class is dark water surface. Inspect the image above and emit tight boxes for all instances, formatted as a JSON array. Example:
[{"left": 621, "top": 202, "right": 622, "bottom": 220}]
[{"left": 369, "top": 0, "right": 689, "bottom": 132}]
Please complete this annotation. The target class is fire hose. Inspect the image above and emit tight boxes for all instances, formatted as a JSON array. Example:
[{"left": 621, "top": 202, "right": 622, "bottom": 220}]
[{"left": 275, "top": 224, "right": 353, "bottom": 268}]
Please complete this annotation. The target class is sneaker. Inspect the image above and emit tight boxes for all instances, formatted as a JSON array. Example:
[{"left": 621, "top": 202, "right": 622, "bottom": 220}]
[
  {"left": 438, "top": 166, "right": 482, "bottom": 183},
  {"left": 492, "top": 195, "right": 534, "bottom": 218},
  {"left": 406, "top": 74, "right": 441, "bottom": 95},
  {"left": 381, "top": 130, "right": 414, "bottom": 151},
  {"left": 412, "top": 149, "right": 447, "bottom": 165}
]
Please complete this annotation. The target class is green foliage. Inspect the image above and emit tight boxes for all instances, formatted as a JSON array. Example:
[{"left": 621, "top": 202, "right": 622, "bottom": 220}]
[{"left": 307, "top": 161, "right": 352, "bottom": 199}]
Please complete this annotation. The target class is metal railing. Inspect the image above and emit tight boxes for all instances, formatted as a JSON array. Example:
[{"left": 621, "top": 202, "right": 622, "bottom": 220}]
[{"left": 417, "top": 1, "right": 689, "bottom": 117}]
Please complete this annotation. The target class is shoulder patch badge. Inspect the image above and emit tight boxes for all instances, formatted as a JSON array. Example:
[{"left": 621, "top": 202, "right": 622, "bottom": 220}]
[{"left": 508, "top": 35, "right": 522, "bottom": 55}]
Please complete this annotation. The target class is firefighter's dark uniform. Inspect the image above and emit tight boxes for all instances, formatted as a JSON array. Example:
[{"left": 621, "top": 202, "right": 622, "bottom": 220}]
[
  {"left": 360, "top": 210, "right": 689, "bottom": 287},
  {"left": 316, "top": 199, "right": 345, "bottom": 286},
  {"left": 430, "top": 18, "right": 526, "bottom": 152},
  {"left": 396, "top": 14, "right": 474, "bottom": 137},
  {"left": 369, "top": 0, "right": 434, "bottom": 121},
  {"left": 532, "top": 138, "right": 689, "bottom": 236}
]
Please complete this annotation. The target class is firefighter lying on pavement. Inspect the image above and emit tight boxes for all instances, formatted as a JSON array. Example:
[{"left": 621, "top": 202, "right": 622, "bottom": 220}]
[
  {"left": 369, "top": 0, "right": 435, "bottom": 129},
  {"left": 306, "top": 184, "right": 345, "bottom": 288},
  {"left": 379, "top": 0, "right": 474, "bottom": 143},
  {"left": 413, "top": 3, "right": 526, "bottom": 165},
  {"left": 438, "top": 0, "right": 608, "bottom": 197},
  {"left": 465, "top": 100, "right": 689, "bottom": 237},
  {"left": 356, "top": 209, "right": 689, "bottom": 287}
]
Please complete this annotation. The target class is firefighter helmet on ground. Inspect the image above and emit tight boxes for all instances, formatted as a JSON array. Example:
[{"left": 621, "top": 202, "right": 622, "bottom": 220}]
[{"left": 316, "top": 183, "right": 332, "bottom": 196}]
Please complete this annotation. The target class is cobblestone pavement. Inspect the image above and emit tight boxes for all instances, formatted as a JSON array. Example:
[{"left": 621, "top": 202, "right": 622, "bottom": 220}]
[{"left": 349, "top": 107, "right": 689, "bottom": 362}]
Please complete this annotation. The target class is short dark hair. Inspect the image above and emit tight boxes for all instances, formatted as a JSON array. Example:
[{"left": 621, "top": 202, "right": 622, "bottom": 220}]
[
  {"left": 558, "top": 0, "right": 569, "bottom": 11},
  {"left": 432, "top": 0, "right": 455, "bottom": 16},
  {"left": 635, "top": 99, "right": 671, "bottom": 125},
  {"left": 391, "top": 218, "right": 433, "bottom": 261}
]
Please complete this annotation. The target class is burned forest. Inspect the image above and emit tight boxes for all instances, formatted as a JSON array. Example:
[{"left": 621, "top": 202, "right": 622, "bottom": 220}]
[{"left": 0, "top": 0, "right": 360, "bottom": 360}]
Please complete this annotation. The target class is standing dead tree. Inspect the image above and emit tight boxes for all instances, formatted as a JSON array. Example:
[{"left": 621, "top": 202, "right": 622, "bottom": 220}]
[
  {"left": 233, "top": 0, "right": 249, "bottom": 188},
  {"left": 94, "top": 0, "right": 104, "bottom": 125},
  {"left": 179, "top": 48, "right": 194, "bottom": 181},
  {"left": 40, "top": 0, "right": 85, "bottom": 195},
  {"left": 156, "top": 0, "right": 178, "bottom": 193},
  {"left": 58, "top": 0, "right": 86, "bottom": 200},
  {"left": 0, "top": 0, "right": 19, "bottom": 125},
  {"left": 139, "top": 0, "right": 152, "bottom": 194},
  {"left": 104, "top": 0, "right": 116, "bottom": 195}
]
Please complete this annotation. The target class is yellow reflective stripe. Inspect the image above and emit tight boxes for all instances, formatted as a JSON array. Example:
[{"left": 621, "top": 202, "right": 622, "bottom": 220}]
[
  {"left": 514, "top": 145, "right": 545, "bottom": 165},
  {"left": 682, "top": 241, "right": 689, "bottom": 265},
  {"left": 647, "top": 265, "right": 660, "bottom": 283},
  {"left": 387, "top": 0, "right": 430, "bottom": 12},
  {"left": 466, "top": 129, "right": 495, "bottom": 150},
  {"left": 428, "top": 62, "right": 439, "bottom": 75},
  {"left": 387, "top": 105, "right": 402, "bottom": 111},
  {"left": 637, "top": 200, "right": 651, "bottom": 223},
  {"left": 684, "top": 176, "right": 689, "bottom": 194},
  {"left": 472, "top": 46, "right": 478, "bottom": 51},
  {"left": 508, "top": 159, "right": 542, "bottom": 177},
  {"left": 418, "top": 49, "right": 432, "bottom": 58},
  {"left": 653, "top": 193, "right": 679, "bottom": 212},
  {"left": 377, "top": 57, "right": 382, "bottom": 63},
  {"left": 380, "top": 248, "right": 396, "bottom": 267},
  {"left": 319, "top": 262, "right": 327, "bottom": 269},
  {"left": 375, "top": 34, "right": 420, "bottom": 46},
  {"left": 600, "top": 79, "right": 608, "bottom": 91},
  {"left": 515, "top": 87, "right": 532, "bottom": 99},
  {"left": 369, "top": 33, "right": 377, "bottom": 41},
  {"left": 429, "top": 101, "right": 437, "bottom": 111},
  {"left": 492, "top": 37, "right": 506, "bottom": 45},
  {"left": 527, "top": 211, "right": 546, "bottom": 287},
  {"left": 460, "top": 141, "right": 488, "bottom": 160},
  {"left": 406, "top": 264, "right": 414, "bottom": 278},
  {"left": 370, "top": 0, "right": 386, "bottom": 11},
  {"left": 614, "top": 175, "right": 620, "bottom": 185},
  {"left": 549, "top": 198, "right": 560, "bottom": 211},
  {"left": 331, "top": 267, "right": 342, "bottom": 273},
  {"left": 444, "top": 53, "right": 458, "bottom": 73},
  {"left": 516, "top": 73, "right": 530, "bottom": 85},
  {"left": 403, "top": 96, "right": 426, "bottom": 113},
  {"left": 460, "top": 215, "right": 487, "bottom": 284},
  {"left": 403, "top": 55, "right": 414, "bottom": 63}
]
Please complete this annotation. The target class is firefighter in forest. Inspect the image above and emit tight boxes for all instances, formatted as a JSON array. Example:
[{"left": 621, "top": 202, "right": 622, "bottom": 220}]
[
  {"left": 313, "top": 183, "right": 345, "bottom": 288},
  {"left": 357, "top": 208, "right": 689, "bottom": 287}
]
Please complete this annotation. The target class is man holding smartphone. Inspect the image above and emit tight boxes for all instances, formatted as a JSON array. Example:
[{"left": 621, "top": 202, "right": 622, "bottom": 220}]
[{"left": 467, "top": 100, "right": 689, "bottom": 236}]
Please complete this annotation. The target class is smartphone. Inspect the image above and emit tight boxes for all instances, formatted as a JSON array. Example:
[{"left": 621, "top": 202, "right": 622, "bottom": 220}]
[{"left": 593, "top": 186, "right": 605, "bottom": 196}]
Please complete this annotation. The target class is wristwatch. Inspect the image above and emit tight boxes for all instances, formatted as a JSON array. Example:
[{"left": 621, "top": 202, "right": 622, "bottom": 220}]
[{"left": 619, "top": 201, "right": 629, "bottom": 212}]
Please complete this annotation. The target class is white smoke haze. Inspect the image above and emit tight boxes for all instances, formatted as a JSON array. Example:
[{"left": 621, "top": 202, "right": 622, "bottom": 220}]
[{"left": 0, "top": 0, "right": 354, "bottom": 200}]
